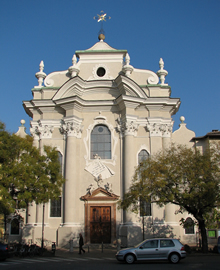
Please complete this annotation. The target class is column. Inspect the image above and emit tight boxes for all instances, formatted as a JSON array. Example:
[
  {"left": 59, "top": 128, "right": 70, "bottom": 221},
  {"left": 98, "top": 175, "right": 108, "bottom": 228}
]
[
  {"left": 162, "top": 122, "right": 173, "bottom": 150},
  {"left": 60, "top": 119, "right": 83, "bottom": 227},
  {"left": 119, "top": 119, "right": 139, "bottom": 224}
]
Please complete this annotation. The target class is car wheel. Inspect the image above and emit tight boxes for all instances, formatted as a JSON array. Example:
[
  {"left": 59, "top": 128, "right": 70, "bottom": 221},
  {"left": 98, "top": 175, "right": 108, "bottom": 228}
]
[
  {"left": 169, "top": 253, "right": 180, "bottom": 264},
  {"left": 125, "top": 254, "right": 135, "bottom": 264}
]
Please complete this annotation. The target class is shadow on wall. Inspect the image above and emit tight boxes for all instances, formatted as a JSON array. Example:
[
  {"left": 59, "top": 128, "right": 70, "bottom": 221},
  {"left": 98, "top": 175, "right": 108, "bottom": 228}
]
[
  {"left": 57, "top": 227, "right": 85, "bottom": 249},
  {"left": 21, "top": 225, "right": 33, "bottom": 243},
  {"left": 140, "top": 217, "right": 176, "bottom": 239}
]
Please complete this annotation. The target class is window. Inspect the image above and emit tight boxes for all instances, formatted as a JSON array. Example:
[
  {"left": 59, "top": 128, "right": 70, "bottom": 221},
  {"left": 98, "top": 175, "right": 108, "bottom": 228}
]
[
  {"left": 50, "top": 197, "right": 61, "bottom": 217},
  {"left": 58, "top": 151, "right": 63, "bottom": 175},
  {"left": 138, "top": 149, "right": 151, "bottom": 216},
  {"left": 140, "top": 199, "right": 151, "bottom": 216},
  {"left": 142, "top": 240, "right": 158, "bottom": 249},
  {"left": 10, "top": 218, "right": 19, "bottom": 235},
  {"left": 184, "top": 217, "right": 194, "bottom": 234},
  {"left": 208, "top": 230, "right": 216, "bottom": 238},
  {"left": 97, "top": 67, "right": 106, "bottom": 77},
  {"left": 160, "top": 240, "right": 175, "bottom": 248},
  {"left": 138, "top": 149, "right": 149, "bottom": 164},
  {"left": 91, "top": 125, "right": 111, "bottom": 159}
]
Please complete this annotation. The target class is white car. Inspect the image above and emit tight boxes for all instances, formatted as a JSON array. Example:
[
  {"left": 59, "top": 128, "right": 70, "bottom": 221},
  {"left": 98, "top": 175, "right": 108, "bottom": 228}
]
[{"left": 116, "top": 238, "right": 186, "bottom": 264}]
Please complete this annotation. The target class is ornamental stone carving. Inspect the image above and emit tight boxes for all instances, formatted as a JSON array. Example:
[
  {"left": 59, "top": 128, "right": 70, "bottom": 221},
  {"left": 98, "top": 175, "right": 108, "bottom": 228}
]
[
  {"left": 116, "top": 118, "right": 139, "bottom": 137},
  {"left": 122, "top": 53, "right": 134, "bottom": 77},
  {"left": 146, "top": 120, "right": 173, "bottom": 137},
  {"left": 30, "top": 120, "right": 54, "bottom": 139},
  {"left": 161, "top": 123, "right": 173, "bottom": 137},
  {"left": 60, "top": 119, "right": 83, "bottom": 138},
  {"left": 146, "top": 123, "right": 163, "bottom": 137},
  {"left": 34, "top": 61, "right": 46, "bottom": 88}
]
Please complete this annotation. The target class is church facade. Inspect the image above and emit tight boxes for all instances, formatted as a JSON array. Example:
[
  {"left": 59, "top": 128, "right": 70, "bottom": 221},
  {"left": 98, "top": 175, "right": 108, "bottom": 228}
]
[{"left": 18, "top": 35, "right": 200, "bottom": 248}]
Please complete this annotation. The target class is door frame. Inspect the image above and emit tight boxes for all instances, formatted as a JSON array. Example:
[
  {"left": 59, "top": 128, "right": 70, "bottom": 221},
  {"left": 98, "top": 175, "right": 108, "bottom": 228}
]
[{"left": 81, "top": 187, "right": 119, "bottom": 244}]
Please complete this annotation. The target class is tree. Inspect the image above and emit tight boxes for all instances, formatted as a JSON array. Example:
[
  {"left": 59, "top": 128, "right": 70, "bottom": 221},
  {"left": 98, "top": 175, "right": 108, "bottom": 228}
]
[
  {"left": 119, "top": 144, "right": 220, "bottom": 253},
  {"left": 0, "top": 121, "right": 65, "bottom": 227}
]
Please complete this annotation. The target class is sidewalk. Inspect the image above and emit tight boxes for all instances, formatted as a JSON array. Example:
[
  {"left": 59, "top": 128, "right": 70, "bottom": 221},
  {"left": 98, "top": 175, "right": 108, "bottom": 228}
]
[{"left": 49, "top": 246, "right": 117, "bottom": 259}]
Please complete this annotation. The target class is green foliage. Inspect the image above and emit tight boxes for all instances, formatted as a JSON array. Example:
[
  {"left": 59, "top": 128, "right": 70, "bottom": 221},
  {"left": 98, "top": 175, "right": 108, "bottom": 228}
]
[
  {"left": 0, "top": 121, "right": 65, "bottom": 215},
  {"left": 204, "top": 209, "right": 220, "bottom": 229},
  {"left": 119, "top": 144, "right": 220, "bottom": 252}
]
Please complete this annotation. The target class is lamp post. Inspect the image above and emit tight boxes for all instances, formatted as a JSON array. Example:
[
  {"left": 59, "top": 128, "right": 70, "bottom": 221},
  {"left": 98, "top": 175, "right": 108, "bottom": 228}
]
[{"left": 41, "top": 203, "right": 45, "bottom": 249}]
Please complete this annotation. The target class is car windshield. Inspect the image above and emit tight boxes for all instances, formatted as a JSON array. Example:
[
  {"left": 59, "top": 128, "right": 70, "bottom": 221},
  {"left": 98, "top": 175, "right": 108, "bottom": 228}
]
[{"left": 134, "top": 239, "right": 147, "bottom": 248}]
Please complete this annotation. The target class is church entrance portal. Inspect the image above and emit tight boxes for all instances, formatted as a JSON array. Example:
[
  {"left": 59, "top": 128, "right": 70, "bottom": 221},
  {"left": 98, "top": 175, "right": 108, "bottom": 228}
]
[{"left": 90, "top": 206, "right": 111, "bottom": 243}]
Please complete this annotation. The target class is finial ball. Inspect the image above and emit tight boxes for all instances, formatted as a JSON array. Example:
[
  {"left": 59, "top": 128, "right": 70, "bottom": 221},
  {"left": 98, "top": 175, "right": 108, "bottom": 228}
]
[
  {"left": 180, "top": 116, "right": 185, "bottom": 123},
  {"left": 98, "top": 33, "right": 105, "bottom": 41},
  {"left": 21, "top": 119, "right": 25, "bottom": 126}
]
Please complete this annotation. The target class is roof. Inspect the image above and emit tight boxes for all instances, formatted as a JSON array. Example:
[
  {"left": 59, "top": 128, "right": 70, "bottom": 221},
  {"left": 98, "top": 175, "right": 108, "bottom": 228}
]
[
  {"left": 192, "top": 130, "right": 220, "bottom": 140},
  {"left": 75, "top": 40, "right": 127, "bottom": 55}
]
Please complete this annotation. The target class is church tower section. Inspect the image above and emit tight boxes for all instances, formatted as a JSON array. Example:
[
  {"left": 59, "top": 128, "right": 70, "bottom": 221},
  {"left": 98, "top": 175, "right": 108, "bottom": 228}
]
[{"left": 23, "top": 35, "right": 180, "bottom": 247}]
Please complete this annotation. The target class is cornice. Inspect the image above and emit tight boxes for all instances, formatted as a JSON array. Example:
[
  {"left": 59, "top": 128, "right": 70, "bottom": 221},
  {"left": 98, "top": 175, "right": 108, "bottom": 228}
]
[
  {"left": 75, "top": 50, "right": 127, "bottom": 54},
  {"left": 31, "top": 87, "right": 60, "bottom": 91},
  {"left": 140, "top": 84, "right": 171, "bottom": 89}
]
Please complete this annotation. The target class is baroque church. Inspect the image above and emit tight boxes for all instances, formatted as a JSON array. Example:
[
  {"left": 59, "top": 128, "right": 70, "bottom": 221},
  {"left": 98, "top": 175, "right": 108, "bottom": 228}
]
[{"left": 11, "top": 32, "right": 203, "bottom": 248}]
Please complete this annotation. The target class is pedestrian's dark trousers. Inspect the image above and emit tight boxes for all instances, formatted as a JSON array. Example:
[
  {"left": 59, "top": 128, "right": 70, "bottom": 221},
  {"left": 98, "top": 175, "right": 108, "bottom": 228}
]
[{"left": 79, "top": 245, "right": 85, "bottom": 254}]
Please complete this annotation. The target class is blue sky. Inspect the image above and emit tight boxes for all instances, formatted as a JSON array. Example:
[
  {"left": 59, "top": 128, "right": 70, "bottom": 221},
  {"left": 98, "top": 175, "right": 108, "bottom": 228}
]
[{"left": 0, "top": 0, "right": 219, "bottom": 136}]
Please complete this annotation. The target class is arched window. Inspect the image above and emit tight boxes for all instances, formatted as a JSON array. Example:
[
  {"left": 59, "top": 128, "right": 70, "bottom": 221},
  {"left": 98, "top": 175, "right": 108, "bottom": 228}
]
[
  {"left": 138, "top": 149, "right": 151, "bottom": 216},
  {"left": 50, "top": 151, "right": 62, "bottom": 218},
  {"left": 91, "top": 125, "right": 111, "bottom": 159},
  {"left": 10, "top": 218, "right": 19, "bottom": 235},
  {"left": 184, "top": 217, "right": 195, "bottom": 234},
  {"left": 138, "top": 149, "right": 150, "bottom": 164}
]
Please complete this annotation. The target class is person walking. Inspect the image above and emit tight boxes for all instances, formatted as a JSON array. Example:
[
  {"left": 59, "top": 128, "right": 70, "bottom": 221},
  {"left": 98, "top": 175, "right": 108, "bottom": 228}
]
[{"left": 79, "top": 233, "right": 85, "bottom": 254}]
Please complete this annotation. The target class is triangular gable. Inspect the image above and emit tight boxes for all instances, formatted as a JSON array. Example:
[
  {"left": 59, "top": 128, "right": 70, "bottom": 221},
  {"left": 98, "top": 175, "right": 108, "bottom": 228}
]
[{"left": 80, "top": 187, "right": 119, "bottom": 201}]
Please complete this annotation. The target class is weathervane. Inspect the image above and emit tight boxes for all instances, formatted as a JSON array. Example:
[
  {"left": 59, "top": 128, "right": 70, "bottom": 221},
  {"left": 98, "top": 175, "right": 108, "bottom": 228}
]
[{"left": 93, "top": 11, "right": 111, "bottom": 38}]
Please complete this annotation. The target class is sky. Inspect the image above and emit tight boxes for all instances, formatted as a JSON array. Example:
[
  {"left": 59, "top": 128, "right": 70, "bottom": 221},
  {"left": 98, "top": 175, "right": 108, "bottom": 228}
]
[{"left": 0, "top": 0, "right": 219, "bottom": 137}]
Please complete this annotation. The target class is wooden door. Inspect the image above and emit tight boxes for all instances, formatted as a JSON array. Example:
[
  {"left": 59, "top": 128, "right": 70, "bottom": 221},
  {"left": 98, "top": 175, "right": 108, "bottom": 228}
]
[{"left": 90, "top": 206, "right": 111, "bottom": 243}]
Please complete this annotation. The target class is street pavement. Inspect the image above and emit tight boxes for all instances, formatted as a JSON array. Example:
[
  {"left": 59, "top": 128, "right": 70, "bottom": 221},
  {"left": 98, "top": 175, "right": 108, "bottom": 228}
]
[{"left": 1, "top": 247, "right": 220, "bottom": 270}]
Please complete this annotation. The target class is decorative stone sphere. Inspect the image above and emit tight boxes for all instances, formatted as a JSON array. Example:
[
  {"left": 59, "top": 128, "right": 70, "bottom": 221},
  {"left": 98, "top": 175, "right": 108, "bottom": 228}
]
[
  {"left": 20, "top": 119, "right": 25, "bottom": 126},
  {"left": 98, "top": 33, "right": 105, "bottom": 41},
  {"left": 180, "top": 116, "right": 185, "bottom": 123}
]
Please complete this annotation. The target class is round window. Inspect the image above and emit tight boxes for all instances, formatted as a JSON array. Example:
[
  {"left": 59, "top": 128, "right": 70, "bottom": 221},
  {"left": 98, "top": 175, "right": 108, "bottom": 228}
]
[{"left": 97, "top": 67, "right": 106, "bottom": 77}]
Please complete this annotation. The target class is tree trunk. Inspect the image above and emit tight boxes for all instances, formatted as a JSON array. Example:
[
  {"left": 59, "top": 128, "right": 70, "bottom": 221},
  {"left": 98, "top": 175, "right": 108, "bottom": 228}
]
[{"left": 198, "top": 219, "right": 208, "bottom": 253}]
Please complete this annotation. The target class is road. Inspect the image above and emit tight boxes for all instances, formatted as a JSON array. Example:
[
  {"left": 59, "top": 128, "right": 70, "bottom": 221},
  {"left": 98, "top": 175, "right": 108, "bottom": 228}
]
[{"left": 1, "top": 254, "right": 220, "bottom": 270}]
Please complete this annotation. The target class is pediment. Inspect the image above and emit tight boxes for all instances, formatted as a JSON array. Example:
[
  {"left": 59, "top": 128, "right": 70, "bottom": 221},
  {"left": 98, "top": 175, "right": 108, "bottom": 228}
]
[
  {"left": 52, "top": 76, "right": 119, "bottom": 101},
  {"left": 115, "top": 75, "right": 148, "bottom": 98},
  {"left": 80, "top": 187, "right": 119, "bottom": 201},
  {"left": 52, "top": 75, "right": 148, "bottom": 102}
]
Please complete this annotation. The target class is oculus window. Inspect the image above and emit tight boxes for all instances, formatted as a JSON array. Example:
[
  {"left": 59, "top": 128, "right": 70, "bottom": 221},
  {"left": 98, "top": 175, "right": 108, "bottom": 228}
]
[
  {"left": 91, "top": 125, "right": 111, "bottom": 159},
  {"left": 97, "top": 67, "right": 106, "bottom": 77}
]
